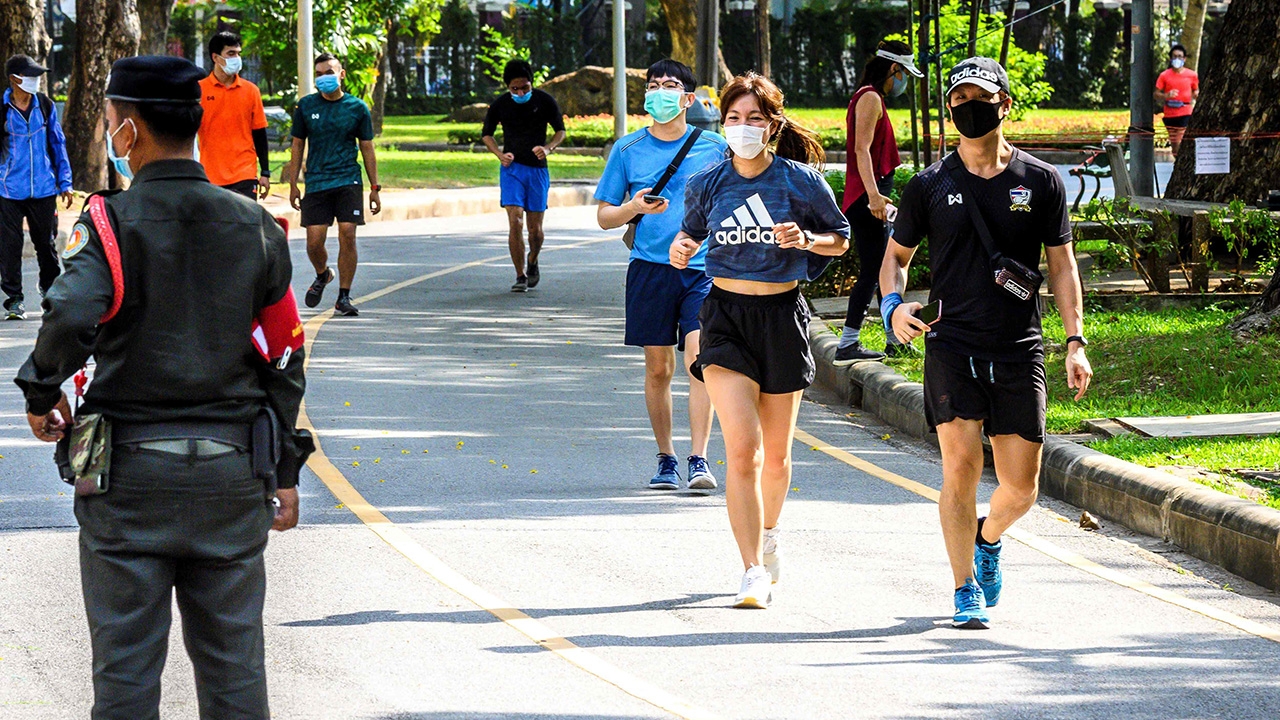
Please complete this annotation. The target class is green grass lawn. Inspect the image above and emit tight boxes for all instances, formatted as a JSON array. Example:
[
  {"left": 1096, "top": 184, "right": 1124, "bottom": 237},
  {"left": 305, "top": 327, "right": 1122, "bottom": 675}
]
[
  {"left": 379, "top": 115, "right": 461, "bottom": 145},
  {"left": 1089, "top": 435, "right": 1280, "bottom": 510},
  {"left": 828, "top": 305, "right": 1280, "bottom": 504},
  {"left": 268, "top": 149, "right": 604, "bottom": 189}
]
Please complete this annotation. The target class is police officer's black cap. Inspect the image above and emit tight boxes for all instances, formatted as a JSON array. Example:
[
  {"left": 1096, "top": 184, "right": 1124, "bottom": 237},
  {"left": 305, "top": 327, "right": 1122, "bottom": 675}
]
[
  {"left": 946, "top": 57, "right": 1011, "bottom": 97},
  {"left": 6, "top": 55, "right": 47, "bottom": 78},
  {"left": 105, "top": 55, "right": 204, "bottom": 105}
]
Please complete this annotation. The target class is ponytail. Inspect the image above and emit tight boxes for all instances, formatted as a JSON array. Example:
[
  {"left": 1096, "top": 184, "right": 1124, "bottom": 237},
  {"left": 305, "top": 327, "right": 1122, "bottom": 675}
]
[{"left": 773, "top": 117, "right": 826, "bottom": 168}]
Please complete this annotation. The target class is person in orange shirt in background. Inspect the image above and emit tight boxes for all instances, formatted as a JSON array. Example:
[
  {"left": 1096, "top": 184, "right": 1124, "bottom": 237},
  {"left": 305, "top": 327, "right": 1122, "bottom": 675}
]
[
  {"left": 1155, "top": 43, "right": 1198, "bottom": 157},
  {"left": 198, "top": 31, "right": 272, "bottom": 200}
]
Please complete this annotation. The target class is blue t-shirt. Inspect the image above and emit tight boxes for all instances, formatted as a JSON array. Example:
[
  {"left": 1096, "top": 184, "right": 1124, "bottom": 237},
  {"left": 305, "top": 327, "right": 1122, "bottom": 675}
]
[
  {"left": 682, "top": 156, "right": 850, "bottom": 283},
  {"left": 594, "top": 126, "right": 727, "bottom": 269}
]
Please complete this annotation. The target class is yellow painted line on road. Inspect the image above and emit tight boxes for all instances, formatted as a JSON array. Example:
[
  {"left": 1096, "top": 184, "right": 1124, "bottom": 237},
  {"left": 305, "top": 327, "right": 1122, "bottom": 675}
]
[
  {"left": 794, "top": 428, "right": 1280, "bottom": 645},
  {"left": 298, "top": 237, "right": 720, "bottom": 720}
]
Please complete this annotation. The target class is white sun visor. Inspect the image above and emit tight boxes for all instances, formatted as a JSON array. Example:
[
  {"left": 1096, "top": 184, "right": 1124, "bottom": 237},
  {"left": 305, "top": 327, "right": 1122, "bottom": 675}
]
[{"left": 875, "top": 50, "right": 924, "bottom": 78}]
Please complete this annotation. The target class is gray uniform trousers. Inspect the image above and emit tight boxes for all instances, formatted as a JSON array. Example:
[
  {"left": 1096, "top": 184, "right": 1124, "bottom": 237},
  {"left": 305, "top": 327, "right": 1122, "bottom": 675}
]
[{"left": 74, "top": 440, "right": 274, "bottom": 720}]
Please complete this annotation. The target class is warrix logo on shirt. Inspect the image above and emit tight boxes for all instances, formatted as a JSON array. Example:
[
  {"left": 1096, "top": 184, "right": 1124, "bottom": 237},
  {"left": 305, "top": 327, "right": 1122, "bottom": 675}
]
[{"left": 715, "top": 194, "right": 778, "bottom": 245}]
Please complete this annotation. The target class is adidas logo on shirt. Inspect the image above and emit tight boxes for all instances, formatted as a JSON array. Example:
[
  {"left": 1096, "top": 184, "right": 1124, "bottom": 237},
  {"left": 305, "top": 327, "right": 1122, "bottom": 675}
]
[{"left": 714, "top": 194, "right": 778, "bottom": 245}]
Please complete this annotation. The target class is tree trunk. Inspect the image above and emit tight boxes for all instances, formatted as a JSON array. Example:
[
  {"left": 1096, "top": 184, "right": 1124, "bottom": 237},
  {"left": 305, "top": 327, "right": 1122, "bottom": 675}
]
[
  {"left": 0, "top": 0, "right": 51, "bottom": 87},
  {"left": 967, "top": 0, "right": 980, "bottom": 57},
  {"left": 1181, "top": 0, "right": 1209, "bottom": 72},
  {"left": 372, "top": 38, "right": 389, "bottom": 136},
  {"left": 1012, "top": 0, "right": 1052, "bottom": 54},
  {"left": 388, "top": 18, "right": 403, "bottom": 99},
  {"left": 755, "top": 0, "right": 771, "bottom": 76},
  {"left": 65, "top": 0, "right": 141, "bottom": 191},
  {"left": 660, "top": 0, "right": 697, "bottom": 68},
  {"left": 1229, "top": 266, "right": 1280, "bottom": 338},
  {"left": 1165, "top": 0, "right": 1280, "bottom": 205},
  {"left": 136, "top": 0, "right": 173, "bottom": 56}
]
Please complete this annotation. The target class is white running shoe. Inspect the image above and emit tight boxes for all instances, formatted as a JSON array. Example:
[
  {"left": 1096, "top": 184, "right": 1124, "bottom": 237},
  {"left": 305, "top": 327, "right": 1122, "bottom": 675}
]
[
  {"left": 763, "top": 527, "right": 781, "bottom": 585},
  {"left": 733, "top": 565, "right": 772, "bottom": 609}
]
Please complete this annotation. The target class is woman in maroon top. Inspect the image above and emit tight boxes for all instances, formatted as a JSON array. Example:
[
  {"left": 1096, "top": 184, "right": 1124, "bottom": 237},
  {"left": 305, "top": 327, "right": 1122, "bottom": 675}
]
[{"left": 834, "top": 40, "right": 922, "bottom": 365}]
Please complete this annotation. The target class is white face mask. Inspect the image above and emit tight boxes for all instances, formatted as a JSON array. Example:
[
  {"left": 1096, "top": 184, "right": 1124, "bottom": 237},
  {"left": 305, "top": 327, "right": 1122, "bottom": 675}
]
[
  {"left": 725, "top": 124, "right": 769, "bottom": 159},
  {"left": 13, "top": 75, "right": 39, "bottom": 95}
]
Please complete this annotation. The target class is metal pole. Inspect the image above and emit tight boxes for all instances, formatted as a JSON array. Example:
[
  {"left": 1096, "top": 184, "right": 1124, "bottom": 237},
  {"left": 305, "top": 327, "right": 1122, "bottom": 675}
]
[
  {"left": 934, "top": 0, "right": 946, "bottom": 158},
  {"left": 612, "top": 0, "right": 626, "bottom": 140},
  {"left": 918, "top": 0, "right": 932, "bottom": 166},
  {"left": 1130, "top": 0, "right": 1154, "bottom": 196},
  {"left": 297, "top": 0, "right": 314, "bottom": 100},
  {"left": 696, "top": 0, "right": 720, "bottom": 90},
  {"left": 909, "top": 0, "right": 920, "bottom": 169}
]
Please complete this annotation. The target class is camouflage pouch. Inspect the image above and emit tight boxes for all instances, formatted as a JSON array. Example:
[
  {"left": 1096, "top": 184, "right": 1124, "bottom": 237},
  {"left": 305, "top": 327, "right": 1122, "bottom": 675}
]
[{"left": 69, "top": 413, "right": 112, "bottom": 497}]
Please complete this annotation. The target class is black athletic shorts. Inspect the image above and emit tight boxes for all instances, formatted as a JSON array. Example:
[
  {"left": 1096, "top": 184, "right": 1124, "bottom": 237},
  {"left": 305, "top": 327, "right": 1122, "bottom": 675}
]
[
  {"left": 691, "top": 285, "right": 814, "bottom": 395},
  {"left": 1162, "top": 114, "right": 1191, "bottom": 128},
  {"left": 221, "top": 179, "right": 260, "bottom": 200},
  {"left": 923, "top": 345, "right": 1047, "bottom": 444},
  {"left": 300, "top": 184, "right": 365, "bottom": 227}
]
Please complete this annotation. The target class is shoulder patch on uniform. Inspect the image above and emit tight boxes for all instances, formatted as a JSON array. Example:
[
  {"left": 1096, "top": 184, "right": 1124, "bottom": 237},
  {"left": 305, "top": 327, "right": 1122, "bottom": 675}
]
[{"left": 63, "top": 223, "right": 91, "bottom": 259}]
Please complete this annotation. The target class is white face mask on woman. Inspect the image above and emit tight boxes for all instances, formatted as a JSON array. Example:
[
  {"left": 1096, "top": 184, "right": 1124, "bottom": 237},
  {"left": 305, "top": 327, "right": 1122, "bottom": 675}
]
[{"left": 724, "top": 124, "right": 769, "bottom": 159}]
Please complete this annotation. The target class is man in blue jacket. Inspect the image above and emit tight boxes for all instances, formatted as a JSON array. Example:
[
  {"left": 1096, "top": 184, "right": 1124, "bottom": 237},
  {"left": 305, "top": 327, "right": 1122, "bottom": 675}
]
[{"left": 1, "top": 55, "right": 73, "bottom": 320}]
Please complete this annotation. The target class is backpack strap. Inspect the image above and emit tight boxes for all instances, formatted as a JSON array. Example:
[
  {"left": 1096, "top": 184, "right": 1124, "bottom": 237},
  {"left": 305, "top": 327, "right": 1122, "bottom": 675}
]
[
  {"left": 37, "top": 94, "right": 55, "bottom": 169},
  {"left": 87, "top": 195, "right": 125, "bottom": 323}
]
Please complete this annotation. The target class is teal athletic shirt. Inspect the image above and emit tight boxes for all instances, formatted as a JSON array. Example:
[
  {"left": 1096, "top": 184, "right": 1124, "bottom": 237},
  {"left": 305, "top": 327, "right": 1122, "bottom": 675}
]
[
  {"left": 682, "top": 156, "right": 850, "bottom": 283},
  {"left": 291, "top": 92, "right": 375, "bottom": 194}
]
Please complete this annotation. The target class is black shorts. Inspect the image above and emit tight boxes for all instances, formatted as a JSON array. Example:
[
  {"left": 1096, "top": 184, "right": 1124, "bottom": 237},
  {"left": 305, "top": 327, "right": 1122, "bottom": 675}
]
[
  {"left": 300, "top": 185, "right": 365, "bottom": 227},
  {"left": 923, "top": 346, "right": 1047, "bottom": 444},
  {"left": 1162, "top": 114, "right": 1191, "bottom": 128},
  {"left": 691, "top": 285, "right": 813, "bottom": 395},
  {"left": 221, "top": 179, "right": 260, "bottom": 200}
]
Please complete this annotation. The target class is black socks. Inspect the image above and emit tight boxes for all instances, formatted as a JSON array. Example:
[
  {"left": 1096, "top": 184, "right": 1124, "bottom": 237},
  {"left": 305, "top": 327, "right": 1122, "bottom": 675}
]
[{"left": 976, "top": 516, "right": 999, "bottom": 547}]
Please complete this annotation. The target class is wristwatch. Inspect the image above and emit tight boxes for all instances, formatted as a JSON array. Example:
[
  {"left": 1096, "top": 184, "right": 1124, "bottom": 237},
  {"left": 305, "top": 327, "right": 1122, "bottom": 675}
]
[
  {"left": 370, "top": 184, "right": 382, "bottom": 192},
  {"left": 799, "top": 230, "right": 818, "bottom": 250},
  {"left": 1066, "top": 335, "right": 1088, "bottom": 347}
]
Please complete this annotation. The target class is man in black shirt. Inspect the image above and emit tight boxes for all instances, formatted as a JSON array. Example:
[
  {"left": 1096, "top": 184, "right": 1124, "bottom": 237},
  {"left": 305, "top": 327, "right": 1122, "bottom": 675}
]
[
  {"left": 482, "top": 60, "right": 566, "bottom": 292},
  {"left": 880, "top": 57, "right": 1093, "bottom": 629}
]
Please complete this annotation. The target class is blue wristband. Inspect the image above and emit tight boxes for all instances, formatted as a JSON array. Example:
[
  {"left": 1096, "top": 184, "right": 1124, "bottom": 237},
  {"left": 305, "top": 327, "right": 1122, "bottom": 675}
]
[{"left": 881, "top": 292, "right": 904, "bottom": 330}]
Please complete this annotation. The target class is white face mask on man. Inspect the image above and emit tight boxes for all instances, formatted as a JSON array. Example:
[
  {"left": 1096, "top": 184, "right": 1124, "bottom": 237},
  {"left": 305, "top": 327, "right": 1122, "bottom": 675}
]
[
  {"left": 13, "top": 75, "right": 40, "bottom": 95},
  {"left": 724, "top": 124, "right": 769, "bottom": 159}
]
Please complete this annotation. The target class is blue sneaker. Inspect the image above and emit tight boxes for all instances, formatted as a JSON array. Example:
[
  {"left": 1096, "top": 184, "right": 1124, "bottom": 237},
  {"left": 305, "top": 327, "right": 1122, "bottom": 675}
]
[
  {"left": 687, "top": 455, "right": 717, "bottom": 490},
  {"left": 953, "top": 579, "right": 990, "bottom": 629},
  {"left": 974, "top": 539, "right": 1003, "bottom": 607},
  {"left": 649, "top": 454, "right": 680, "bottom": 490}
]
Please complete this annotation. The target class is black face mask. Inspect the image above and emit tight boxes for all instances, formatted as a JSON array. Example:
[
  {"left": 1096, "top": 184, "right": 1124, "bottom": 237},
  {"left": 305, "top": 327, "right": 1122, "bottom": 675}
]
[{"left": 949, "top": 98, "right": 1005, "bottom": 139}]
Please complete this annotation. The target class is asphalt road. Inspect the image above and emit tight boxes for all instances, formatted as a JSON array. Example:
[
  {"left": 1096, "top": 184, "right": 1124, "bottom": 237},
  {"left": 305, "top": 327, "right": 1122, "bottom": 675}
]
[{"left": 2, "top": 206, "right": 1280, "bottom": 720}]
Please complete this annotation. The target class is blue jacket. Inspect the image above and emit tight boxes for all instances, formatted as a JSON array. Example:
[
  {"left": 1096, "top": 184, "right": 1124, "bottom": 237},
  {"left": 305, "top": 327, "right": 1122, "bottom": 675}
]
[{"left": 1, "top": 90, "right": 73, "bottom": 200}]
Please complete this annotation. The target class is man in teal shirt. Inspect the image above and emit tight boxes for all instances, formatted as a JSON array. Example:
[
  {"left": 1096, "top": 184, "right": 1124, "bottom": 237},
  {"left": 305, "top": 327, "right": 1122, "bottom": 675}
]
[{"left": 287, "top": 52, "right": 381, "bottom": 316}]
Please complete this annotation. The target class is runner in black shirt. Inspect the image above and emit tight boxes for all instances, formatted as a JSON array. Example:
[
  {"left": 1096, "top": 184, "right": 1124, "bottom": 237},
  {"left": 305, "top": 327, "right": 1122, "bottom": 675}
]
[
  {"left": 482, "top": 60, "right": 566, "bottom": 292},
  {"left": 880, "top": 57, "right": 1093, "bottom": 629}
]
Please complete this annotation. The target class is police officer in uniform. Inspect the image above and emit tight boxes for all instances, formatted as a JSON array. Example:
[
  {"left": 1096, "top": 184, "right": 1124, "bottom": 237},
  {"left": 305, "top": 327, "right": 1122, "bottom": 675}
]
[{"left": 13, "top": 56, "right": 312, "bottom": 719}]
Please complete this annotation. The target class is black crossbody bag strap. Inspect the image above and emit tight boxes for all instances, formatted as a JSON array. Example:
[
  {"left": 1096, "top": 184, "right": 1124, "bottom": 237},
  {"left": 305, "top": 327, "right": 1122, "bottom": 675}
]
[
  {"left": 628, "top": 127, "right": 704, "bottom": 227},
  {"left": 942, "top": 152, "right": 998, "bottom": 258}
]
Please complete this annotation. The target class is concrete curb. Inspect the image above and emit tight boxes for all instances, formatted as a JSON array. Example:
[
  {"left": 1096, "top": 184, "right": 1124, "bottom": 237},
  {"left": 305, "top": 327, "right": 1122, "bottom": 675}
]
[{"left": 808, "top": 323, "right": 1280, "bottom": 591}]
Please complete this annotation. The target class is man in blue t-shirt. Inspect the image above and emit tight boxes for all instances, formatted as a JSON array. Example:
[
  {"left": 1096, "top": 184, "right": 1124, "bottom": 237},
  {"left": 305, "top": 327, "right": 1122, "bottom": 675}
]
[{"left": 595, "top": 58, "right": 727, "bottom": 492}]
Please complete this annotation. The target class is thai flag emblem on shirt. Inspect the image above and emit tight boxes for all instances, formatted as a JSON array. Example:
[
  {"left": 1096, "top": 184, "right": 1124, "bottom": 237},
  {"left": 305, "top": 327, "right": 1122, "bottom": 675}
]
[{"left": 1009, "top": 185, "right": 1032, "bottom": 212}]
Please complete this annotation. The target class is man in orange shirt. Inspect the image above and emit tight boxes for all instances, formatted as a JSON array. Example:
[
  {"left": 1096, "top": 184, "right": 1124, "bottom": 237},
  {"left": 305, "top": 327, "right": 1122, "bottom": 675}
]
[
  {"left": 198, "top": 31, "right": 271, "bottom": 200},
  {"left": 1155, "top": 43, "right": 1199, "bottom": 157}
]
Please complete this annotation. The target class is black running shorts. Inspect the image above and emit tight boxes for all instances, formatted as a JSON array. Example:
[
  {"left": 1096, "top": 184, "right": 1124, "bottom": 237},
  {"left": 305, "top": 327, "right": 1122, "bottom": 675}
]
[
  {"left": 300, "top": 184, "right": 365, "bottom": 227},
  {"left": 923, "top": 345, "right": 1047, "bottom": 444},
  {"left": 691, "top": 285, "right": 814, "bottom": 395}
]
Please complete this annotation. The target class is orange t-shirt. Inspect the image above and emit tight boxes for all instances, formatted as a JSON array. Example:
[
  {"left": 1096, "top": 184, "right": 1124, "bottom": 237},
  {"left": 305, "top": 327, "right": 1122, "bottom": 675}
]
[
  {"left": 198, "top": 74, "right": 268, "bottom": 186},
  {"left": 1156, "top": 68, "right": 1198, "bottom": 118}
]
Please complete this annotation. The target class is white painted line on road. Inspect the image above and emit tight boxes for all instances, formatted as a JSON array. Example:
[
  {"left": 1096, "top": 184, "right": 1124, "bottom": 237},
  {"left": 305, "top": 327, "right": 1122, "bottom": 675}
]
[
  {"left": 794, "top": 428, "right": 1280, "bottom": 645},
  {"left": 299, "top": 238, "right": 720, "bottom": 720}
]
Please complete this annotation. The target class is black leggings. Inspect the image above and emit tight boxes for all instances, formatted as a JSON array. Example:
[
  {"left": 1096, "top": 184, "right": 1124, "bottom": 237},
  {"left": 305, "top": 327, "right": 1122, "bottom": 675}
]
[{"left": 841, "top": 192, "right": 891, "bottom": 335}]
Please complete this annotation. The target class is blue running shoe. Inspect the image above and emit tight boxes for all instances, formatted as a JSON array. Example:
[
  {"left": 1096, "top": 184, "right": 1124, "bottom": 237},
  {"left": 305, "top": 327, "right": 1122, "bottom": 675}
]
[
  {"left": 687, "top": 455, "right": 717, "bottom": 490},
  {"left": 974, "top": 539, "right": 1003, "bottom": 607},
  {"left": 953, "top": 579, "right": 990, "bottom": 629},
  {"left": 649, "top": 454, "right": 680, "bottom": 490}
]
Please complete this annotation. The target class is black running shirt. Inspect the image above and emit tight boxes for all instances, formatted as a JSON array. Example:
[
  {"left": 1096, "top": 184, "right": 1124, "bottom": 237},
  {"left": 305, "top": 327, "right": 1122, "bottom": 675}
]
[
  {"left": 892, "top": 148, "right": 1071, "bottom": 362},
  {"left": 481, "top": 89, "right": 566, "bottom": 169}
]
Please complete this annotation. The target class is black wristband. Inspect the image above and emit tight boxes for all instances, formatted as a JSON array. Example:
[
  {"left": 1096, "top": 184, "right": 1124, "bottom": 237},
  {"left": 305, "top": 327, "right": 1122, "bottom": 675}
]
[{"left": 1066, "top": 335, "right": 1088, "bottom": 347}]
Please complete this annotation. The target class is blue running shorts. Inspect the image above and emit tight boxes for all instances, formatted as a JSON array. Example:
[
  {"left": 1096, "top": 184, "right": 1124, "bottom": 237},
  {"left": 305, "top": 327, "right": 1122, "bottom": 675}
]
[
  {"left": 500, "top": 162, "right": 551, "bottom": 213},
  {"left": 625, "top": 259, "right": 712, "bottom": 351}
]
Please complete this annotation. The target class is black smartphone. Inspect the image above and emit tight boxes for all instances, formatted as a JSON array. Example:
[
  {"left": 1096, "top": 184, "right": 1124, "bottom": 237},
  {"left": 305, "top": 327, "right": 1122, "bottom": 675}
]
[
  {"left": 914, "top": 300, "right": 941, "bottom": 326},
  {"left": 642, "top": 194, "right": 666, "bottom": 204}
]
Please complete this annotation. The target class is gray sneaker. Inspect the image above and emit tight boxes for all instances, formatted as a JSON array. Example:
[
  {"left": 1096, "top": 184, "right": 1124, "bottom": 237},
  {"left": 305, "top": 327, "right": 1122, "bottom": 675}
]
[
  {"left": 5, "top": 299, "right": 25, "bottom": 320},
  {"left": 833, "top": 341, "right": 885, "bottom": 366},
  {"left": 511, "top": 276, "right": 528, "bottom": 293}
]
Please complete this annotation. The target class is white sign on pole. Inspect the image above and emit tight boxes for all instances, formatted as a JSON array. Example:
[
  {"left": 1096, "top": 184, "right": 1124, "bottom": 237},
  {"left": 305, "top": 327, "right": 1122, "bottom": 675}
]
[{"left": 1195, "top": 136, "right": 1231, "bottom": 175}]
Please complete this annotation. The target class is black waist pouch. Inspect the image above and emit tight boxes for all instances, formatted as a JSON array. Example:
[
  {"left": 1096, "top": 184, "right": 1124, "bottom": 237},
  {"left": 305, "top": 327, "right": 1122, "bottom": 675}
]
[{"left": 992, "top": 253, "right": 1044, "bottom": 302}]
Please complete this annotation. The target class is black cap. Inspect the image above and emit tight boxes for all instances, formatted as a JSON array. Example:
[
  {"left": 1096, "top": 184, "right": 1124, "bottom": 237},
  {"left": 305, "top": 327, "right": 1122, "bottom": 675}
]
[
  {"left": 946, "top": 57, "right": 1011, "bottom": 97},
  {"left": 105, "top": 55, "right": 204, "bottom": 105},
  {"left": 6, "top": 55, "right": 48, "bottom": 78}
]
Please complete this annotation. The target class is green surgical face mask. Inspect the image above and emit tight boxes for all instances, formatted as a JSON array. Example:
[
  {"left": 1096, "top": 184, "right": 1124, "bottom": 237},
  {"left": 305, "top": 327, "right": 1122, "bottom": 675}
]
[{"left": 645, "top": 89, "right": 685, "bottom": 124}]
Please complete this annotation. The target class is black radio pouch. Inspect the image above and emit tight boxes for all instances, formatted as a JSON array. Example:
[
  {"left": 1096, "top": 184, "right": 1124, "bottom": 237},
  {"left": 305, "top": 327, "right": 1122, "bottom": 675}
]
[
  {"left": 943, "top": 152, "right": 1043, "bottom": 302},
  {"left": 252, "top": 406, "right": 282, "bottom": 495}
]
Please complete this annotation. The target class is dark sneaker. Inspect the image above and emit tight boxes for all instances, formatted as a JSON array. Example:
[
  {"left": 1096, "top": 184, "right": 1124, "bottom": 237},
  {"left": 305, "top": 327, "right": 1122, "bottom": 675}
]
[
  {"left": 511, "top": 276, "right": 528, "bottom": 293},
  {"left": 953, "top": 579, "right": 990, "bottom": 629},
  {"left": 885, "top": 342, "right": 922, "bottom": 359},
  {"left": 305, "top": 268, "right": 334, "bottom": 308},
  {"left": 974, "top": 537, "right": 1004, "bottom": 607},
  {"left": 334, "top": 296, "right": 359, "bottom": 316},
  {"left": 649, "top": 453, "right": 680, "bottom": 490},
  {"left": 833, "top": 341, "right": 886, "bottom": 366},
  {"left": 687, "top": 455, "right": 717, "bottom": 490},
  {"left": 4, "top": 300, "right": 25, "bottom": 320},
  {"left": 526, "top": 260, "right": 540, "bottom": 289}
]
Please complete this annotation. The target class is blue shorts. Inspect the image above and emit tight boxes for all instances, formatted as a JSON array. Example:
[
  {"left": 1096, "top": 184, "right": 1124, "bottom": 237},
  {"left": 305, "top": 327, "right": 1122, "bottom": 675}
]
[
  {"left": 500, "top": 162, "right": 550, "bottom": 213},
  {"left": 625, "top": 259, "right": 712, "bottom": 351}
]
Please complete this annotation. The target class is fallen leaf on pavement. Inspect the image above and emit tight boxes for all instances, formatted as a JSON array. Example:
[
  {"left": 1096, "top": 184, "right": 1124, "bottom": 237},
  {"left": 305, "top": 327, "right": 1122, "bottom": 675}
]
[{"left": 1080, "top": 511, "right": 1102, "bottom": 530}]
